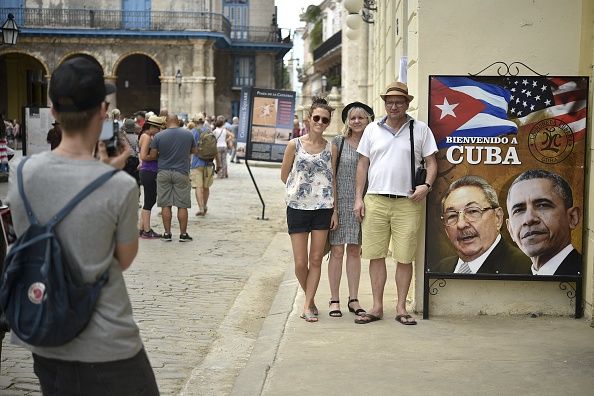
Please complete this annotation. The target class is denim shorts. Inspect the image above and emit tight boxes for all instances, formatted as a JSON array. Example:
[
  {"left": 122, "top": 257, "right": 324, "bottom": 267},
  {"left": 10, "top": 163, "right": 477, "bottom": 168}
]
[{"left": 286, "top": 206, "right": 333, "bottom": 234}]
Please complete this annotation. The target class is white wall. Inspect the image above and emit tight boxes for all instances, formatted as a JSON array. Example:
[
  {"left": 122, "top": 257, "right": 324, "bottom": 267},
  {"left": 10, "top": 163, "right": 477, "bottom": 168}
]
[{"left": 371, "top": 0, "right": 594, "bottom": 317}]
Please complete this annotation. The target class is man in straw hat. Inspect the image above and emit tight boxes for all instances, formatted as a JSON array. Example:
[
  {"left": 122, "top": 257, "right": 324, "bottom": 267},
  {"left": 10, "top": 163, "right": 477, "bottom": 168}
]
[{"left": 353, "top": 81, "right": 438, "bottom": 325}]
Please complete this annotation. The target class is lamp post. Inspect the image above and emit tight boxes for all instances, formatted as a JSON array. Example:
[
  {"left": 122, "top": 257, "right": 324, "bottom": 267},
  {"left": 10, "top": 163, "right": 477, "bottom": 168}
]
[
  {"left": 321, "top": 75, "right": 327, "bottom": 94},
  {"left": 1, "top": 13, "right": 19, "bottom": 46},
  {"left": 175, "top": 69, "right": 182, "bottom": 92}
]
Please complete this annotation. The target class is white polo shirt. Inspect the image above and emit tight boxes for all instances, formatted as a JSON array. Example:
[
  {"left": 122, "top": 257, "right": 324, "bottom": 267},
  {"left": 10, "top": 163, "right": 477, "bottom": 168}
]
[{"left": 357, "top": 115, "right": 438, "bottom": 196}]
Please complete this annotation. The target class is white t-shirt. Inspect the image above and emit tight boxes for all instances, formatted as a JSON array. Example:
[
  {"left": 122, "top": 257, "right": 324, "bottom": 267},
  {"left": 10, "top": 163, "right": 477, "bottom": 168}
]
[
  {"left": 357, "top": 115, "right": 438, "bottom": 196},
  {"left": 214, "top": 127, "right": 228, "bottom": 148}
]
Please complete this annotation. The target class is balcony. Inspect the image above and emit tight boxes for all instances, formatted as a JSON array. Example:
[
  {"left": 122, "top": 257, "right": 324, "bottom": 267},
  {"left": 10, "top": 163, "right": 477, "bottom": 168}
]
[
  {"left": 313, "top": 30, "right": 341, "bottom": 62},
  {"left": 1, "top": 8, "right": 231, "bottom": 36},
  {"left": 230, "top": 26, "right": 290, "bottom": 43},
  {"left": 0, "top": 7, "right": 292, "bottom": 56}
]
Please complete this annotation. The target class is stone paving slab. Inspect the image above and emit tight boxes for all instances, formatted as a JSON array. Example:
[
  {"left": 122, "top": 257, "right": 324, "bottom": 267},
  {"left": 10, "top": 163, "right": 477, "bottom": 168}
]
[
  {"left": 237, "top": 249, "right": 594, "bottom": 396},
  {"left": 1, "top": 160, "right": 288, "bottom": 395}
]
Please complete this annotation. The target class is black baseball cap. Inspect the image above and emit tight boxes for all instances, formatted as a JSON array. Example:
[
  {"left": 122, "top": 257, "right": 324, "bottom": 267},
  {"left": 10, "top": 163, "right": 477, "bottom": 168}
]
[{"left": 49, "top": 57, "right": 115, "bottom": 112}]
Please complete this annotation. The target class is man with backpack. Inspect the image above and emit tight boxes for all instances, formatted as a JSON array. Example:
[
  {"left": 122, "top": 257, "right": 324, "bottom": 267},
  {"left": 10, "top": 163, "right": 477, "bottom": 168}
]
[
  {"left": 2, "top": 57, "right": 159, "bottom": 395},
  {"left": 190, "top": 114, "right": 217, "bottom": 216}
]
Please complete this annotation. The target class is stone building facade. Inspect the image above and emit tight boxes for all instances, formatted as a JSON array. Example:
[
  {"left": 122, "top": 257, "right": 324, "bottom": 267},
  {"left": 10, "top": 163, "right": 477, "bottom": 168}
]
[
  {"left": 0, "top": 0, "right": 291, "bottom": 121},
  {"left": 355, "top": 0, "right": 594, "bottom": 320}
]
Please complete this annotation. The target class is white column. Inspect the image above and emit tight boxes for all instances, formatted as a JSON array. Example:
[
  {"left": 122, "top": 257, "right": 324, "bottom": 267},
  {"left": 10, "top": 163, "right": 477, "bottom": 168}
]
[{"left": 160, "top": 76, "right": 175, "bottom": 113}]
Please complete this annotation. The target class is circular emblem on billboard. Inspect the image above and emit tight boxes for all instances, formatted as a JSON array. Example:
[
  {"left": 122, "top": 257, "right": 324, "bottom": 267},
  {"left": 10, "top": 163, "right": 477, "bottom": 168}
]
[
  {"left": 528, "top": 118, "right": 574, "bottom": 164},
  {"left": 28, "top": 282, "right": 46, "bottom": 304}
]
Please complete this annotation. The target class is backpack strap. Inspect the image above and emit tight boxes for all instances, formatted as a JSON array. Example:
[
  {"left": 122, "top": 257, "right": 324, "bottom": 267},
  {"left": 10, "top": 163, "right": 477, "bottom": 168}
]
[
  {"left": 16, "top": 157, "right": 39, "bottom": 226},
  {"left": 46, "top": 169, "right": 119, "bottom": 229}
]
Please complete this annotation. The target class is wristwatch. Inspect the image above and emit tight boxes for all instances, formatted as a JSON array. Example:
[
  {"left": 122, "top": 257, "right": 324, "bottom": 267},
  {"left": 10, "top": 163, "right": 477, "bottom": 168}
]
[{"left": 423, "top": 183, "right": 432, "bottom": 191}]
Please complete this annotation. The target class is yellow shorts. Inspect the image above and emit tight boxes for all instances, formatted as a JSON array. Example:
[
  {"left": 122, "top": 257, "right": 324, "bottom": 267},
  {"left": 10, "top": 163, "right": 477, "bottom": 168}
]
[
  {"left": 190, "top": 166, "right": 214, "bottom": 189},
  {"left": 361, "top": 194, "right": 422, "bottom": 263}
]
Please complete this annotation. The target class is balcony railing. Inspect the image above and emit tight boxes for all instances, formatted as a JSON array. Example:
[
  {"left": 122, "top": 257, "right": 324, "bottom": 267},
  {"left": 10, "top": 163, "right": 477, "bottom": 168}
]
[
  {"left": 1, "top": 8, "right": 231, "bottom": 36},
  {"left": 313, "top": 30, "right": 342, "bottom": 61},
  {"left": 1, "top": 8, "right": 291, "bottom": 44},
  {"left": 230, "top": 25, "right": 290, "bottom": 43}
]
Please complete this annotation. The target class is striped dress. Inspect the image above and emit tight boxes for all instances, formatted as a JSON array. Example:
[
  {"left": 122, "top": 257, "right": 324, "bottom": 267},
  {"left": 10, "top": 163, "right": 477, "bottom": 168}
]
[{"left": 329, "top": 136, "right": 361, "bottom": 245}]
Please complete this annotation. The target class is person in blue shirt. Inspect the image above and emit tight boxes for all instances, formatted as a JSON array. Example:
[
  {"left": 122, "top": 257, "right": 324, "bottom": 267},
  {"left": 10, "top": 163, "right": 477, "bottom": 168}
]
[{"left": 190, "top": 115, "right": 215, "bottom": 216}]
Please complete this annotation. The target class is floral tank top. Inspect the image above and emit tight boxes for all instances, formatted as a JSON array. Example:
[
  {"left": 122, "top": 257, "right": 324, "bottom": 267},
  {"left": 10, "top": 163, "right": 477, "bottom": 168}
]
[{"left": 285, "top": 137, "right": 334, "bottom": 210}]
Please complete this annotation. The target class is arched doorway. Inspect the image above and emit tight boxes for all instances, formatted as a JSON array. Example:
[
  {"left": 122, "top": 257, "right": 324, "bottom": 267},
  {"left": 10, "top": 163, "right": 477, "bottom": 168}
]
[
  {"left": 0, "top": 53, "right": 48, "bottom": 123},
  {"left": 115, "top": 54, "right": 161, "bottom": 117},
  {"left": 60, "top": 53, "right": 103, "bottom": 70}
]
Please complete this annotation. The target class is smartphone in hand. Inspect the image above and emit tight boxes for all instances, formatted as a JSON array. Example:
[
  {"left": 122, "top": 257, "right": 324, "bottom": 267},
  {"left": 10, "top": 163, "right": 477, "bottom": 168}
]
[{"left": 99, "top": 119, "right": 119, "bottom": 156}]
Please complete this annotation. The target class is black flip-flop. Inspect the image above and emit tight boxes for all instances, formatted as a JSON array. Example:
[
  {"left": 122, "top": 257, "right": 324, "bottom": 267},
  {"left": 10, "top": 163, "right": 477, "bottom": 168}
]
[
  {"left": 395, "top": 314, "right": 417, "bottom": 325},
  {"left": 354, "top": 313, "right": 381, "bottom": 324}
]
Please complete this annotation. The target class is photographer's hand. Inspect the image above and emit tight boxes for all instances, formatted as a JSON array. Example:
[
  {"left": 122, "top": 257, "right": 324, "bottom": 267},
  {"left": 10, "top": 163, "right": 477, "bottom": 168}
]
[{"left": 98, "top": 140, "right": 131, "bottom": 170}]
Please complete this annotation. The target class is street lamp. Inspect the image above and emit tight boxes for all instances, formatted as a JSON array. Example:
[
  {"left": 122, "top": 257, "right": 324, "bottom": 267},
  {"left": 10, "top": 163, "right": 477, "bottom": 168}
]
[
  {"left": 344, "top": 0, "right": 375, "bottom": 25},
  {"left": 1, "top": 14, "right": 19, "bottom": 46},
  {"left": 321, "top": 75, "right": 327, "bottom": 94},
  {"left": 175, "top": 69, "right": 182, "bottom": 92}
]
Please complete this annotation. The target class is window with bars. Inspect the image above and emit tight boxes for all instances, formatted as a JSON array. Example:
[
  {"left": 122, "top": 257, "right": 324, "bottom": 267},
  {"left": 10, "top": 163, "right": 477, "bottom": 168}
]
[{"left": 233, "top": 56, "right": 254, "bottom": 87}]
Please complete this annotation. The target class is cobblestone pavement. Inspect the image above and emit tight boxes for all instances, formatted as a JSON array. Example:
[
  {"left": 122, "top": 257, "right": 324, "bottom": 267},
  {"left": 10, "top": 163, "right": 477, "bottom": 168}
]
[{"left": 0, "top": 160, "right": 289, "bottom": 395}]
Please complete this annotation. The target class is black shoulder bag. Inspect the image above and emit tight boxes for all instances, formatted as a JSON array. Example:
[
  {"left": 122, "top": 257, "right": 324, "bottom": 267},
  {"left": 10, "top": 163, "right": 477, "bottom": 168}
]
[{"left": 409, "top": 120, "right": 426, "bottom": 190}]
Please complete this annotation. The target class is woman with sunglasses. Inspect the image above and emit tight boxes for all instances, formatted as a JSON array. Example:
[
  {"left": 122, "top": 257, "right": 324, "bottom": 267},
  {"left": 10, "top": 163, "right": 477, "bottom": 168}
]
[
  {"left": 281, "top": 97, "right": 337, "bottom": 323},
  {"left": 327, "top": 102, "right": 374, "bottom": 318}
]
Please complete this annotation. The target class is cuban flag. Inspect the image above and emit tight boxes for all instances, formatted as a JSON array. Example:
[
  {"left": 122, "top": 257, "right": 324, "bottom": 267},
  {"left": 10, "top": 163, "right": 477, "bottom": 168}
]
[{"left": 430, "top": 76, "right": 518, "bottom": 148}]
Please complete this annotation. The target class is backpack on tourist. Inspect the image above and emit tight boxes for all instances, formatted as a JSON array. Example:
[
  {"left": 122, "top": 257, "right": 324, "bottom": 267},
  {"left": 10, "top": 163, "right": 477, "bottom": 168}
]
[
  {"left": 0, "top": 158, "right": 117, "bottom": 346},
  {"left": 196, "top": 128, "right": 218, "bottom": 162}
]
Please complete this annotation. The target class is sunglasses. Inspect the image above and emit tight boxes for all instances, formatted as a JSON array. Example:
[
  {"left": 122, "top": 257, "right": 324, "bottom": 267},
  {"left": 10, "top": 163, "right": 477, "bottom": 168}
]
[{"left": 312, "top": 115, "right": 330, "bottom": 125}]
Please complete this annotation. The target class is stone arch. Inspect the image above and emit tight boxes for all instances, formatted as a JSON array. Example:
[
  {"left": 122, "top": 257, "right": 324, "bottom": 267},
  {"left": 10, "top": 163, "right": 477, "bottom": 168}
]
[
  {"left": 57, "top": 52, "right": 104, "bottom": 73},
  {"left": 0, "top": 51, "right": 50, "bottom": 122},
  {"left": 114, "top": 53, "right": 162, "bottom": 116},
  {"left": 0, "top": 49, "right": 50, "bottom": 76},
  {"left": 113, "top": 51, "right": 163, "bottom": 76}
]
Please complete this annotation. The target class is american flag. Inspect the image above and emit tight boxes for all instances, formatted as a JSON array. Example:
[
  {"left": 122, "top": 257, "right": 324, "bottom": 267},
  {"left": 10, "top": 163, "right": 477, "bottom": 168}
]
[{"left": 504, "top": 76, "right": 587, "bottom": 140}]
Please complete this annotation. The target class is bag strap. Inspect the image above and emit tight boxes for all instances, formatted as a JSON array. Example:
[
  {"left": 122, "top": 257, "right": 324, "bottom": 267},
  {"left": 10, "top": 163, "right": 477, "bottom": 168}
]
[
  {"left": 17, "top": 157, "right": 39, "bottom": 226},
  {"left": 409, "top": 120, "right": 416, "bottom": 191},
  {"left": 335, "top": 136, "right": 346, "bottom": 172},
  {"left": 47, "top": 169, "right": 119, "bottom": 229},
  {"left": 409, "top": 119, "right": 425, "bottom": 190},
  {"left": 122, "top": 132, "right": 138, "bottom": 157}
]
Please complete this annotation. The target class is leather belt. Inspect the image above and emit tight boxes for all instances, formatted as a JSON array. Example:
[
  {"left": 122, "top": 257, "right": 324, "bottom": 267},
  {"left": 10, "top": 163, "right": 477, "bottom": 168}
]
[{"left": 377, "top": 194, "right": 407, "bottom": 199}]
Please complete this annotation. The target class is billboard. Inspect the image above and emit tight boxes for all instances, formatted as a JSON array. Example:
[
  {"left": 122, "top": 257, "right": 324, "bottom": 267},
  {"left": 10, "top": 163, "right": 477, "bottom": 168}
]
[
  {"left": 425, "top": 75, "right": 587, "bottom": 280},
  {"left": 236, "top": 87, "right": 296, "bottom": 163}
]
